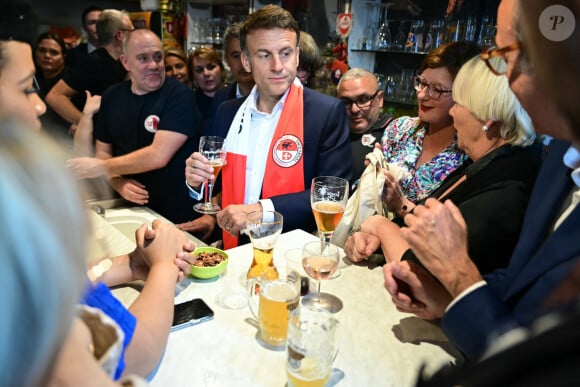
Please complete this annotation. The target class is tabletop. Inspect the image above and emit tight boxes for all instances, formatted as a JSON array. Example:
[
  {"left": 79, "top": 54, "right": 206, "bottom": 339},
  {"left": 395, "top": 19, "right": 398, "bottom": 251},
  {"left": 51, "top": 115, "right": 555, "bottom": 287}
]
[{"left": 113, "top": 229, "right": 462, "bottom": 387}]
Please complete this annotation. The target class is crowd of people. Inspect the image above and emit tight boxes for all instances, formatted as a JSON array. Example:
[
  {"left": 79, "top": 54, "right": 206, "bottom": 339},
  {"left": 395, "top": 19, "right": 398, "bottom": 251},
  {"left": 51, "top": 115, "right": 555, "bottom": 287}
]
[{"left": 1, "top": 0, "right": 579, "bottom": 385}]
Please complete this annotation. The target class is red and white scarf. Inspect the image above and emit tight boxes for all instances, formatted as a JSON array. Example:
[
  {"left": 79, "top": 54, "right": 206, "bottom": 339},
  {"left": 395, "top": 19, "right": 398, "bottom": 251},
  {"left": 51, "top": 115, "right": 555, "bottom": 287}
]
[{"left": 221, "top": 79, "right": 305, "bottom": 248}]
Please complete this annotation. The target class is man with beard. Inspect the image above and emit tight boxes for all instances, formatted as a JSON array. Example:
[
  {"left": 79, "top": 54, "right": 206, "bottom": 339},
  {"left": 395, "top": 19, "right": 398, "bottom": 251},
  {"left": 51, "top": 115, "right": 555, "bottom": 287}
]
[{"left": 67, "top": 29, "right": 203, "bottom": 227}]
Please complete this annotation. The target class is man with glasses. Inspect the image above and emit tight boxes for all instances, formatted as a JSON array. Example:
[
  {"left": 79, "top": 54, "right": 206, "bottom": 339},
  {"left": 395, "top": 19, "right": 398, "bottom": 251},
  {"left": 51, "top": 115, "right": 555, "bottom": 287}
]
[
  {"left": 382, "top": 0, "right": 579, "bottom": 363},
  {"left": 337, "top": 68, "right": 393, "bottom": 182},
  {"left": 46, "top": 9, "right": 133, "bottom": 131}
]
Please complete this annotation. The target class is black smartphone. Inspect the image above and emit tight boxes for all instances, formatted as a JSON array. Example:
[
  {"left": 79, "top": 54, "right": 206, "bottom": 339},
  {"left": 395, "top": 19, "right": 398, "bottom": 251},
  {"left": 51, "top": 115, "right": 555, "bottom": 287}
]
[{"left": 171, "top": 298, "right": 214, "bottom": 332}]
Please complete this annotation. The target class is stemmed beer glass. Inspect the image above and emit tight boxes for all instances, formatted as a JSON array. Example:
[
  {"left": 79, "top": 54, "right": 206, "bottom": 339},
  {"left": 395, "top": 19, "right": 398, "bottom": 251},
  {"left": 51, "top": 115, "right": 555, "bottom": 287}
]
[
  {"left": 311, "top": 176, "right": 349, "bottom": 248},
  {"left": 193, "top": 136, "right": 226, "bottom": 214},
  {"left": 301, "top": 241, "right": 342, "bottom": 313}
]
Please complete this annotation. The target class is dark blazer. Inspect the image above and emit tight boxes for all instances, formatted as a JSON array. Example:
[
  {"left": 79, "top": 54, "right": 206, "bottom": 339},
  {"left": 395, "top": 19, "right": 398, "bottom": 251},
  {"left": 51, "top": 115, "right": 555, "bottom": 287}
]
[
  {"left": 202, "top": 82, "right": 238, "bottom": 136},
  {"left": 401, "top": 144, "right": 542, "bottom": 274},
  {"left": 212, "top": 87, "right": 353, "bottom": 233},
  {"left": 417, "top": 300, "right": 580, "bottom": 387},
  {"left": 442, "top": 140, "right": 580, "bottom": 360}
]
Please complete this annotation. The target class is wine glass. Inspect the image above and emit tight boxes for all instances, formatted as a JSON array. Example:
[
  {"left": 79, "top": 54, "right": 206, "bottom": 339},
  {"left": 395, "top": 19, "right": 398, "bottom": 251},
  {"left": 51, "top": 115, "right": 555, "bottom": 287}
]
[
  {"left": 193, "top": 136, "right": 226, "bottom": 214},
  {"left": 311, "top": 176, "right": 349, "bottom": 248},
  {"left": 301, "top": 241, "right": 342, "bottom": 313}
]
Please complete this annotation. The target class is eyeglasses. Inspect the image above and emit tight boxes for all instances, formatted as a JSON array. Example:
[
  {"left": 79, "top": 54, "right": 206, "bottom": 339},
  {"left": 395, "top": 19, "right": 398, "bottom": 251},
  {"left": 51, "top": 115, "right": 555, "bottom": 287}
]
[
  {"left": 119, "top": 27, "right": 135, "bottom": 33},
  {"left": 193, "top": 63, "right": 218, "bottom": 74},
  {"left": 413, "top": 75, "right": 452, "bottom": 100},
  {"left": 480, "top": 42, "right": 522, "bottom": 75},
  {"left": 340, "top": 90, "right": 380, "bottom": 109}
]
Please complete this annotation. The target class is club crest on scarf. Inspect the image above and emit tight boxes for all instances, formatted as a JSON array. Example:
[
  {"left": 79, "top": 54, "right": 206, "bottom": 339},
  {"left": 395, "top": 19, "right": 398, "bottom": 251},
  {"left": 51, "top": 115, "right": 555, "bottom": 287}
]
[{"left": 272, "top": 134, "right": 303, "bottom": 168}]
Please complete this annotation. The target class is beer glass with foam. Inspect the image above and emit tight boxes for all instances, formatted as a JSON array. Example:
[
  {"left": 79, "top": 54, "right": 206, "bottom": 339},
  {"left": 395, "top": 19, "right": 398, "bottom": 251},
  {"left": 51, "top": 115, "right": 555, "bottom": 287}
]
[
  {"left": 248, "top": 266, "right": 301, "bottom": 350},
  {"left": 310, "top": 176, "right": 349, "bottom": 249}
]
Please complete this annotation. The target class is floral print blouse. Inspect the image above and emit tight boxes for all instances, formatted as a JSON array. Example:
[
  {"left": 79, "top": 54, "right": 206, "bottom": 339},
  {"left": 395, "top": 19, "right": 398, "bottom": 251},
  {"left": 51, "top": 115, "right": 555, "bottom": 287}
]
[{"left": 381, "top": 116, "right": 468, "bottom": 202}]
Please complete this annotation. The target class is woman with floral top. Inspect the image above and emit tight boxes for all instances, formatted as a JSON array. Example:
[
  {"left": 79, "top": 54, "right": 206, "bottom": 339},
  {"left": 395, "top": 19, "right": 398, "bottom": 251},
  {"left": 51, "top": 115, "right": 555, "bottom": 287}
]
[{"left": 382, "top": 41, "right": 481, "bottom": 202}]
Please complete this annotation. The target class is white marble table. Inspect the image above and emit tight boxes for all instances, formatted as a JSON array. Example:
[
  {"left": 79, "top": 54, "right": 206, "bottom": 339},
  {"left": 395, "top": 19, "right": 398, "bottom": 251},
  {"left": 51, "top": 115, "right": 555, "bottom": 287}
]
[{"left": 130, "top": 229, "right": 462, "bottom": 387}]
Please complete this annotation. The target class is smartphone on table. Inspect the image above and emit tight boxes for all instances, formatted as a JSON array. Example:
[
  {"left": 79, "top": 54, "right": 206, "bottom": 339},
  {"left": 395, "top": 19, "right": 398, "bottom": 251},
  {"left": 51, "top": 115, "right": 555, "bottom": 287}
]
[{"left": 171, "top": 298, "right": 214, "bottom": 332}]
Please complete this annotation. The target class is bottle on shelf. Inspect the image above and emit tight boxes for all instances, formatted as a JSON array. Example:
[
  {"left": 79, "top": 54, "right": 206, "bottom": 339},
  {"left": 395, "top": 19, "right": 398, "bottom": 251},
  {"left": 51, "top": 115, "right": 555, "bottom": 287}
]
[{"left": 405, "top": 20, "right": 425, "bottom": 53}]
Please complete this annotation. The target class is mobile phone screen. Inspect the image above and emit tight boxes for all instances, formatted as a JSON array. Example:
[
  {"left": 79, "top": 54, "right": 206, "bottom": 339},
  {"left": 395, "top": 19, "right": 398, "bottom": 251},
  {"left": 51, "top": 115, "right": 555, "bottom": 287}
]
[{"left": 171, "top": 298, "right": 214, "bottom": 331}]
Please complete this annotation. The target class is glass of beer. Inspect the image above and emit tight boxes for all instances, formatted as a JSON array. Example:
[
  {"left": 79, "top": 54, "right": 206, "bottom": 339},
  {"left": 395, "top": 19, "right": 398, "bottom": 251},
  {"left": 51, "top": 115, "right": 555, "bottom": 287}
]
[
  {"left": 301, "top": 241, "right": 342, "bottom": 313},
  {"left": 193, "top": 136, "right": 226, "bottom": 214},
  {"left": 245, "top": 210, "right": 284, "bottom": 280},
  {"left": 248, "top": 266, "right": 301, "bottom": 350},
  {"left": 286, "top": 306, "right": 339, "bottom": 387},
  {"left": 311, "top": 176, "right": 349, "bottom": 248}
]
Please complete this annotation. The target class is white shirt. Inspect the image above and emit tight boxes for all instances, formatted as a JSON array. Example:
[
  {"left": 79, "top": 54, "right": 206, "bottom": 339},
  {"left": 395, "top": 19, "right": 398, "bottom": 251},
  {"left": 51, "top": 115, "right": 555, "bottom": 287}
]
[{"left": 187, "top": 85, "right": 291, "bottom": 215}]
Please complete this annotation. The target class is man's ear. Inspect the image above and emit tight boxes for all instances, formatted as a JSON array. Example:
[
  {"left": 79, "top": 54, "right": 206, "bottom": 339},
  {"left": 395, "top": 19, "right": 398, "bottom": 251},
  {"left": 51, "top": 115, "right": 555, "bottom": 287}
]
[
  {"left": 241, "top": 52, "right": 251, "bottom": 73},
  {"left": 120, "top": 54, "right": 129, "bottom": 72}
]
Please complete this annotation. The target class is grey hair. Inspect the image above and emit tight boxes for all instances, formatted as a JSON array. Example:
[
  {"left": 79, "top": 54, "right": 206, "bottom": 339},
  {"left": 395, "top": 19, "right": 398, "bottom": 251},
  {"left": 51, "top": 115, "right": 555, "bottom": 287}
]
[
  {"left": 453, "top": 55, "right": 535, "bottom": 146},
  {"left": 0, "top": 117, "right": 87, "bottom": 386},
  {"left": 97, "top": 9, "right": 130, "bottom": 46},
  {"left": 337, "top": 68, "right": 378, "bottom": 89}
]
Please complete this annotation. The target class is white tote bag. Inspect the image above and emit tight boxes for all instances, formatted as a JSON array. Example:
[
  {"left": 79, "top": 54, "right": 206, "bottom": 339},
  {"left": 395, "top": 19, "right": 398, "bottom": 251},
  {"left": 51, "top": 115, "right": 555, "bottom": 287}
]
[{"left": 332, "top": 148, "right": 405, "bottom": 247}]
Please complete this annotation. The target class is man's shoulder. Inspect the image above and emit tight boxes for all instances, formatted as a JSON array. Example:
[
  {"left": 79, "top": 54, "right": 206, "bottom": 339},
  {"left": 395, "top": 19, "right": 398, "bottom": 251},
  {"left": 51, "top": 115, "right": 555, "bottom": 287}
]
[{"left": 303, "top": 87, "right": 339, "bottom": 106}]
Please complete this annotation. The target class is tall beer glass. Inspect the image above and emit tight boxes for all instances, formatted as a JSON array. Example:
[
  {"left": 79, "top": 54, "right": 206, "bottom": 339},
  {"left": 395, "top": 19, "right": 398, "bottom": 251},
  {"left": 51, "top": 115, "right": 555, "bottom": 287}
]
[
  {"left": 246, "top": 210, "right": 283, "bottom": 280},
  {"left": 193, "top": 136, "right": 226, "bottom": 214},
  {"left": 311, "top": 176, "right": 349, "bottom": 248}
]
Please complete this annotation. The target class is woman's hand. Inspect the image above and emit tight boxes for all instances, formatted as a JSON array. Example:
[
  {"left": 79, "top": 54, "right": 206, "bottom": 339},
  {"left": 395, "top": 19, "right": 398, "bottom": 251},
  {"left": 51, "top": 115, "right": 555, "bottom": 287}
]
[
  {"left": 382, "top": 171, "right": 413, "bottom": 216},
  {"left": 344, "top": 231, "right": 381, "bottom": 262}
]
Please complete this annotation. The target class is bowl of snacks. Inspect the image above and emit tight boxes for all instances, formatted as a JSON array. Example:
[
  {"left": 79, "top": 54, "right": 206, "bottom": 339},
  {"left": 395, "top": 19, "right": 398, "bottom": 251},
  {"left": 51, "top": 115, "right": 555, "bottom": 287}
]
[{"left": 190, "top": 247, "right": 229, "bottom": 279}]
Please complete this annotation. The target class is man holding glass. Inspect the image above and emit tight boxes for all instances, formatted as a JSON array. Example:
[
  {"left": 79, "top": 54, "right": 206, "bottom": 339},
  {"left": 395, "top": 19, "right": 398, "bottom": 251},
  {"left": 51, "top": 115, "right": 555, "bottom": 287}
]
[
  {"left": 185, "top": 5, "right": 352, "bottom": 249},
  {"left": 67, "top": 29, "right": 203, "bottom": 227}
]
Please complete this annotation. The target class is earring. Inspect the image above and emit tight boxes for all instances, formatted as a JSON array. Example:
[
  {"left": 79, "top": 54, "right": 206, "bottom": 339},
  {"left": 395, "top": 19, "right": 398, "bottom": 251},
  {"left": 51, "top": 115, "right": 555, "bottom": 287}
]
[{"left": 482, "top": 125, "right": 489, "bottom": 132}]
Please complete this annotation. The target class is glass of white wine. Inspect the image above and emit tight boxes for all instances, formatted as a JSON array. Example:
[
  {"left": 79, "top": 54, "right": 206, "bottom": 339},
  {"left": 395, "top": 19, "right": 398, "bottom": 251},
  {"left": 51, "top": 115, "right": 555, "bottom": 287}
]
[
  {"left": 301, "top": 241, "right": 342, "bottom": 313},
  {"left": 311, "top": 176, "right": 349, "bottom": 248},
  {"left": 193, "top": 136, "right": 226, "bottom": 214}
]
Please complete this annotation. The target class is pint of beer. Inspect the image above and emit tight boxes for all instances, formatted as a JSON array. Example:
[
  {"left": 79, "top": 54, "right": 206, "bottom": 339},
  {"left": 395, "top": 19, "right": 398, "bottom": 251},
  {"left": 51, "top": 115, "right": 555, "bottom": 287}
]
[{"left": 248, "top": 267, "right": 301, "bottom": 350}]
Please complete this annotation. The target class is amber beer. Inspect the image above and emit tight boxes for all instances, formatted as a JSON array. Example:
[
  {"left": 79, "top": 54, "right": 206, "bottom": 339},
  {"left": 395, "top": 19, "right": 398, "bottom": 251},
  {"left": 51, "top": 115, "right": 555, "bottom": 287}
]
[
  {"left": 258, "top": 280, "right": 299, "bottom": 347},
  {"left": 286, "top": 356, "right": 330, "bottom": 387},
  {"left": 312, "top": 201, "right": 345, "bottom": 233},
  {"left": 209, "top": 159, "right": 224, "bottom": 179},
  {"left": 247, "top": 245, "right": 275, "bottom": 279}
]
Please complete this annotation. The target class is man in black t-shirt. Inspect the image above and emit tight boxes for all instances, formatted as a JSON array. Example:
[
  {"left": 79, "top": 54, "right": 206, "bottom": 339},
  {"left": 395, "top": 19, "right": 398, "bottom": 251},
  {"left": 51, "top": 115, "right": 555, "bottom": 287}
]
[
  {"left": 46, "top": 9, "right": 132, "bottom": 129},
  {"left": 67, "top": 29, "right": 203, "bottom": 228}
]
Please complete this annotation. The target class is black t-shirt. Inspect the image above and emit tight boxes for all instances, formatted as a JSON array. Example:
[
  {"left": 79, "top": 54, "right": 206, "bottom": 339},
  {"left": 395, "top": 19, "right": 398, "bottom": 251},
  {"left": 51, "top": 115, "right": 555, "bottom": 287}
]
[
  {"left": 95, "top": 77, "right": 203, "bottom": 224},
  {"left": 62, "top": 47, "right": 126, "bottom": 110},
  {"left": 350, "top": 114, "right": 393, "bottom": 182}
]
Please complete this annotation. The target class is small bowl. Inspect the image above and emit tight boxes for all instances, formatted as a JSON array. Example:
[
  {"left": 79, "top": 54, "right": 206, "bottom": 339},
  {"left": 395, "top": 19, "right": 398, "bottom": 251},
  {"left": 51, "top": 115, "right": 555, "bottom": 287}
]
[{"left": 190, "top": 247, "right": 229, "bottom": 279}]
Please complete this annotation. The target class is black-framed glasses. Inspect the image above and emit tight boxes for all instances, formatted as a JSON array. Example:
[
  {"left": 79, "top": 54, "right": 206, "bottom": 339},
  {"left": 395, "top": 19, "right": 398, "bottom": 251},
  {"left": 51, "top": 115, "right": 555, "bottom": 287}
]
[
  {"left": 413, "top": 75, "right": 452, "bottom": 100},
  {"left": 340, "top": 90, "right": 380, "bottom": 109},
  {"left": 480, "top": 42, "right": 522, "bottom": 75},
  {"left": 193, "top": 63, "right": 218, "bottom": 74}
]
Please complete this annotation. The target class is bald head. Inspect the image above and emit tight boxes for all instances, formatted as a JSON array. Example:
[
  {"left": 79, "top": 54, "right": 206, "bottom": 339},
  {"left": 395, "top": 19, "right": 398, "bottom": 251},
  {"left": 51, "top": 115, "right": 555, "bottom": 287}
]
[{"left": 121, "top": 29, "right": 165, "bottom": 95}]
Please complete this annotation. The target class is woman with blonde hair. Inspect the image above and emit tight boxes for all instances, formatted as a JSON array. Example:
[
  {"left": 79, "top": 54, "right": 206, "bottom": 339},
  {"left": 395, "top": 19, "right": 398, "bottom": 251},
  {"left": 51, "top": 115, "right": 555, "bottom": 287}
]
[
  {"left": 345, "top": 55, "right": 541, "bottom": 274},
  {"left": 164, "top": 47, "right": 190, "bottom": 87}
]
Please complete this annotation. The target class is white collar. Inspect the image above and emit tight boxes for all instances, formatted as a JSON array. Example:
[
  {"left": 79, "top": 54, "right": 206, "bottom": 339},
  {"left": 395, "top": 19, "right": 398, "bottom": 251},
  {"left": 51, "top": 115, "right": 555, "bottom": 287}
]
[{"left": 563, "top": 146, "right": 580, "bottom": 188}]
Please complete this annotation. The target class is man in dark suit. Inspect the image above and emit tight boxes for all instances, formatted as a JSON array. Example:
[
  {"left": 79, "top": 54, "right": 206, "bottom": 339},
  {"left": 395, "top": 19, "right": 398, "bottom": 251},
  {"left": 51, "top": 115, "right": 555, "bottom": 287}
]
[
  {"left": 66, "top": 5, "right": 102, "bottom": 68},
  {"left": 184, "top": 5, "right": 352, "bottom": 248},
  {"left": 381, "top": 0, "right": 580, "bottom": 361}
]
